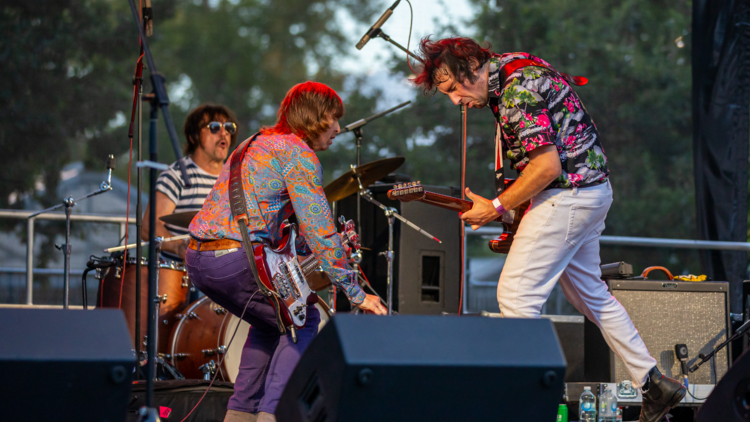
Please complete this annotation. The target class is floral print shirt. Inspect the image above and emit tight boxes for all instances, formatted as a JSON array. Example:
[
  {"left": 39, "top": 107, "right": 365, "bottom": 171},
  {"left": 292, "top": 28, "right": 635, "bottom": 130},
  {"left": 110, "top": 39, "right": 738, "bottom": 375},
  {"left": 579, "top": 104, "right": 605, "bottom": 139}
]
[
  {"left": 189, "top": 133, "right": 365, "bottom": 304},
  {"left": 489, "top": 52, "right": 609, "bottom": 189}
]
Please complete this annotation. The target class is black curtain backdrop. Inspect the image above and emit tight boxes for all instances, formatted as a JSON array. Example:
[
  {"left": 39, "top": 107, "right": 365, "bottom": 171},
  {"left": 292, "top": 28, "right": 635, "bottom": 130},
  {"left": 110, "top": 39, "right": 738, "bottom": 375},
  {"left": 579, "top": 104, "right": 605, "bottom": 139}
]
[{"left": 693, "top": 0, "right": 750, "bottom": 313}]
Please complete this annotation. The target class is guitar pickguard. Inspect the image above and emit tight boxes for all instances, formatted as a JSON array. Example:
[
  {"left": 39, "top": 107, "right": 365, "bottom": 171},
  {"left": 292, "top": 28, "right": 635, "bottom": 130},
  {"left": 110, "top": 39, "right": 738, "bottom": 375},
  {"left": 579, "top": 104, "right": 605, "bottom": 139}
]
[{"left": 263, "top": 227, "right": 311, "bottom": 328}]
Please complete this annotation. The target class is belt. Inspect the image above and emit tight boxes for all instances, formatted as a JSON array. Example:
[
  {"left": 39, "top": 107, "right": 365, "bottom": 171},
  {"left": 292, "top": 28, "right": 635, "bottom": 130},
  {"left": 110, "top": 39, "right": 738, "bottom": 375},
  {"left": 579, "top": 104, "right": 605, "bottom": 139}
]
[{"left": 188, "top": 238, "right": 243, "bottom": 252}]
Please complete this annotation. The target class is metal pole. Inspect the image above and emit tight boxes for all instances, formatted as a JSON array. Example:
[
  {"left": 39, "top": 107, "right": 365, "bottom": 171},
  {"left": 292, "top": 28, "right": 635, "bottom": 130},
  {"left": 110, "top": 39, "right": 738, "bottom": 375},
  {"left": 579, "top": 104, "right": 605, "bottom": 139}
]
[
  {"left": 119, "top": 222, "right": 127, "bottom": 243},
  {"left": 354, "top": 129, "right": 363, "bottom": 236},
  {"left": 146, "top": 102, "right": 158, "bottom": 403},
  {"left": 135, "top": 78, "right": 144, "bottom": 378},
  {"left": 459, "top": 105, "right": 466, "bottom": 315},
  {"left": 462, "top": 230, "right": 468, "bottom": 314},
  {"left": 26, "top": 218, "right": 34, "bottom": 305},
  {"left": 63, "top": 199, "right": 73, "bottom": 309},
  {"left": 384, "top": 208, "right": 396, "bottom": 315}
]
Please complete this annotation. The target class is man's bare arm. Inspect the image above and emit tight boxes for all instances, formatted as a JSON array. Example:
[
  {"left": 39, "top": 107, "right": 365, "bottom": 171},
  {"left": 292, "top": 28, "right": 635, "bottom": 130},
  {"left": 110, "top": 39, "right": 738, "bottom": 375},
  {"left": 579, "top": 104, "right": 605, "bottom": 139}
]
[
  {"left": 460, "top": 145, "right": 562, "bottom": 230},
  {"left": 142, "top": 191, "right": 188, "bottom": 259},
  {"left": 497, "top": 144, "right": 562, "bottom": 210}
]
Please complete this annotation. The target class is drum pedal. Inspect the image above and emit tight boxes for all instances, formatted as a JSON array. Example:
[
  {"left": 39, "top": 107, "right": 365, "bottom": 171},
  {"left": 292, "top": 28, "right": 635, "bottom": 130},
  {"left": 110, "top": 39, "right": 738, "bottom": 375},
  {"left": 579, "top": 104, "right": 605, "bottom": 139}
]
[{"left": 198, "top": 360, "right": 217, "bottom": 381}]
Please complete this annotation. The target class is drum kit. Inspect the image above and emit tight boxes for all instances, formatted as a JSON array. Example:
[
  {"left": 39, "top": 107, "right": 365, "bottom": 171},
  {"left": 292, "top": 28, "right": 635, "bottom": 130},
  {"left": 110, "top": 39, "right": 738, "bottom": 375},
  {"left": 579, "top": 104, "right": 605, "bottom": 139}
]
[{"left": 94, "top": 155, "right": 439, "bottom": 381}]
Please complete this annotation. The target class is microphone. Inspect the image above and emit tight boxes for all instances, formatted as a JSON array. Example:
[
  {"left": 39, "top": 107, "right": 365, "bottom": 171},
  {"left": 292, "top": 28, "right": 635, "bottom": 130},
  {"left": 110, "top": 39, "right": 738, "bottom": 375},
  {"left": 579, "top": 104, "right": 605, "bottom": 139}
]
[
  {"left": 356, "top": 0, "right": 400, "bottom": 50},
  {"left": 675, "top": 344, "right": 689, "bottom": 387}
]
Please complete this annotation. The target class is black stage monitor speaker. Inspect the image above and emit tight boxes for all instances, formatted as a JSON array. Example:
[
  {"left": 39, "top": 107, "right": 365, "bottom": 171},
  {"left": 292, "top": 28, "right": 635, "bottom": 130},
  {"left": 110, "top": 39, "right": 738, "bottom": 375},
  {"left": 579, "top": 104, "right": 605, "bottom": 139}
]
[
  {"left": 334, "top": 183, "right": 461, "bottom": 314},
  {"left": 277, "top": 314, "right": 566, "bottom": 422},
  {"left": 0, "top": 308, "right": 135, "bottom": 422},
  {"left": 697, "top": 348, "right": 750, "bottom": 422},
  {"left": 585, "top": 280, "right": 731, "bottom": 384}
]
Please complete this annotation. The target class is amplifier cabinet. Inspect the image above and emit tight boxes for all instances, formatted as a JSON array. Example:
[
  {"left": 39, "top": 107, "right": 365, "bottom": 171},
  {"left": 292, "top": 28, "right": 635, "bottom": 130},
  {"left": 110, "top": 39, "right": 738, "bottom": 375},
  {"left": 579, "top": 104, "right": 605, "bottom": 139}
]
[{"left": 585, "top": 280, "right": 730, "bottom": 385}]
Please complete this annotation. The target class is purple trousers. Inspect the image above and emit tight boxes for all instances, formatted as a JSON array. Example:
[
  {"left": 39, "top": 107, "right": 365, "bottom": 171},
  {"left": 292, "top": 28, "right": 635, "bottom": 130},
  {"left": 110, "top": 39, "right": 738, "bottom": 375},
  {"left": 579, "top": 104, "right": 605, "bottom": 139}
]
[{"left": 186, "top": 245, "right": 319, "bottom": 414}]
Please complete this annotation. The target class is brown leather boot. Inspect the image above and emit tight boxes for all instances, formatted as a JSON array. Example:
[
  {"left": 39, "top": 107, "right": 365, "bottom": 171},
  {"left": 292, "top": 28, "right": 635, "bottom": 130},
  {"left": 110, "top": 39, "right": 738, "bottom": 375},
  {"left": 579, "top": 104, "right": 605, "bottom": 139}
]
[{"left": 639, "top": 366, "right": 686, "bottom": 422}]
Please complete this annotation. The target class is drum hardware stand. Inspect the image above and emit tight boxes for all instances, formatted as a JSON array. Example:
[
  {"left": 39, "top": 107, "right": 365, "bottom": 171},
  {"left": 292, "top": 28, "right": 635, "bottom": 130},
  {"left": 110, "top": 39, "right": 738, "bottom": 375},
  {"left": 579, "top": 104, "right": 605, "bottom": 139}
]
[
  {"left": 199, "top": 360, "right": 218, "bottom": 381},
  {"left": 339, "top": 101, "right": 411, "bottom": 235},
  {"left": 28, "top": 156, "right": 116, "bottom": 310},
  {"left": 355, "top": 174, "right": 440, "bottom": 315}
]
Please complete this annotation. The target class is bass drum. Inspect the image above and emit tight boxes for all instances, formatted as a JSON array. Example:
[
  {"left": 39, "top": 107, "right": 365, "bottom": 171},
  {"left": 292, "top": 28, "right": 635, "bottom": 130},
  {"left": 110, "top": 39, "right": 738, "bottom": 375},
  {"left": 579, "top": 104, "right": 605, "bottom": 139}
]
[{"left": 169, "top": 296, "right": 331, "bottom": 381}]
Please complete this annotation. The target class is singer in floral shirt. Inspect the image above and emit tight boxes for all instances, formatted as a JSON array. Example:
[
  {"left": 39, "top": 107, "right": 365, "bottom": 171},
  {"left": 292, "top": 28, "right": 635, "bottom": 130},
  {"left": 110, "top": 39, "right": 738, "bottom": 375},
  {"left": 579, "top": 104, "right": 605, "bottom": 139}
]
[
  {"left": 414, "top": 37, "right": 686, "bottom": 422},
  {"left": 489, "top": 52, "right": 609, "bottom": 188}
]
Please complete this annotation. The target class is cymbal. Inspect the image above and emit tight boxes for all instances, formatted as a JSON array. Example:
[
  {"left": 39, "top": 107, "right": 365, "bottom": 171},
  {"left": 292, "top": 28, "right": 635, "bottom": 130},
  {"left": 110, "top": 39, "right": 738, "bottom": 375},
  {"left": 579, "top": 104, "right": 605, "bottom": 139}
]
[
  {"left": 159, "top": 210, "right": 199, "bottom": 229},
  {"left": 324, "top": 157, "right": 405, "bottom": 202}
]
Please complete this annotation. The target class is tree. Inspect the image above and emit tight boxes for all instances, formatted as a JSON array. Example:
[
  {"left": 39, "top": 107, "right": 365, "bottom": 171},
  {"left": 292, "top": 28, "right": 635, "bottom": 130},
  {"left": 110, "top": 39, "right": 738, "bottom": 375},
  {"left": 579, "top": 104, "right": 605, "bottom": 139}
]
[{"left": 331, "top": 0, "right": 698, "bottom": 277}]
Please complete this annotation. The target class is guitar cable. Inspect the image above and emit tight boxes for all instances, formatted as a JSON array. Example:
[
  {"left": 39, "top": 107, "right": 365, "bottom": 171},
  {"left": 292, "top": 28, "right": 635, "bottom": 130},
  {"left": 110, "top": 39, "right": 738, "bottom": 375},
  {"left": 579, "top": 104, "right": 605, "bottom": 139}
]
[{"left": 179, "top": 290, "right": 259, "bottom": 422}]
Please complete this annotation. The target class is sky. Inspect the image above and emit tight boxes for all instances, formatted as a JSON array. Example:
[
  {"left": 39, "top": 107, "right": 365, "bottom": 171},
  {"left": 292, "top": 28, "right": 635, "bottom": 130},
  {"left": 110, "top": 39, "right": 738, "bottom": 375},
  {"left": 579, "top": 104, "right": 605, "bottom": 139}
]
[
  {"left": 337, "top": 0, "right": 476, "bottom": 74},
  {"left": 333, "top": 0, "right": 476, "bottom": 107}
]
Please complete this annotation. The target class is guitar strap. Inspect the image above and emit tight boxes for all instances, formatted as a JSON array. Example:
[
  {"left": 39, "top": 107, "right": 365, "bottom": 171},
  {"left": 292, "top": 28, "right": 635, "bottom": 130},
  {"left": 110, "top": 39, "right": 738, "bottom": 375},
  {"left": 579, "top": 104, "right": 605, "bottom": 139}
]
[
  {"left": 494, "top": 58, "right": 588, "bottom": 195},
  {"left": 228, "top": 132, "right": 286, "bottom": 335}
]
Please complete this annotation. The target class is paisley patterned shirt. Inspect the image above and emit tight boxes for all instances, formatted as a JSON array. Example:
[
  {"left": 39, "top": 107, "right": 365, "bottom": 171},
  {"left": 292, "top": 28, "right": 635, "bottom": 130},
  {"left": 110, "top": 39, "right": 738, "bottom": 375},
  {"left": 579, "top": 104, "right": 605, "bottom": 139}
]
[
  {"left": 489, "top": 52, "right": 609, "bottom": 189},
  {"left": 189, "top": 133, "right": 365, "bottom": 304}
]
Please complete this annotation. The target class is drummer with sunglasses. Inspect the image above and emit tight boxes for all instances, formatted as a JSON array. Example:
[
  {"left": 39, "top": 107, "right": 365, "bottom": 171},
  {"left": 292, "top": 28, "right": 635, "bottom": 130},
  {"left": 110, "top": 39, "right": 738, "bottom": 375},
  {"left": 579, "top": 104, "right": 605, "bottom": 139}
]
[{"left": 142, "top": 103, "right": 239, "bottom": 262}]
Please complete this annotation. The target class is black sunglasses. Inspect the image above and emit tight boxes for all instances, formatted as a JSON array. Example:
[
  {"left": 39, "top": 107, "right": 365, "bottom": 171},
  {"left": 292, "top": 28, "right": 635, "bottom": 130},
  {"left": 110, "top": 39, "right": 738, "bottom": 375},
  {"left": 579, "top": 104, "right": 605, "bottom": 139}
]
[{"left": 206, "top": 121, "right": 237, "bottom": 135}]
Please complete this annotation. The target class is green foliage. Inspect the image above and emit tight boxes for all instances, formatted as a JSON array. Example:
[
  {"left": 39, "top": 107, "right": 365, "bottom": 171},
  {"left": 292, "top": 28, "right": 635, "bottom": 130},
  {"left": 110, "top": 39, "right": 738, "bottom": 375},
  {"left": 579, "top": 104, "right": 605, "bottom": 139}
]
[
  {"left": 1, "top": 0, "right": 703, "bottom": 275},
  {"left": 1, "top": 0, "right": 136, "bottom": 209},
  {"left": 334, "top": 0, "right": 698, "bottom": 274}
]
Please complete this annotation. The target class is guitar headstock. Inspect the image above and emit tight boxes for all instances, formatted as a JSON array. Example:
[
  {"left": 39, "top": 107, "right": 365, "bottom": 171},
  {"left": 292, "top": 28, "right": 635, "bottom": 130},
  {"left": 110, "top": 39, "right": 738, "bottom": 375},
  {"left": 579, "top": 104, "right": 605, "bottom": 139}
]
[{"left": 386, "top": 181, "right": 426, "bottom": 202}]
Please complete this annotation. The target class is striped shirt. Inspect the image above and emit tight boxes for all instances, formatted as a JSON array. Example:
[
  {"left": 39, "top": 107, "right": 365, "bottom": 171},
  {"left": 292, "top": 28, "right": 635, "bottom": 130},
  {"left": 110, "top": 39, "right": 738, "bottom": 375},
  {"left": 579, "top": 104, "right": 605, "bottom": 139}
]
[{"left": 156, "top": 156, "right": 219, "bottom": 260}]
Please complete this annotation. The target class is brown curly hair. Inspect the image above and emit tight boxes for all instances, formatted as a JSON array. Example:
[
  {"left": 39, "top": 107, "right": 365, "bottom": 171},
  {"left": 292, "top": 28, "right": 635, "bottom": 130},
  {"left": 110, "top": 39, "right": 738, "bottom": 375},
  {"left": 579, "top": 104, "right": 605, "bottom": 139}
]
[{"left": 183, "top": 103, "right": 239, "bottom": 155}]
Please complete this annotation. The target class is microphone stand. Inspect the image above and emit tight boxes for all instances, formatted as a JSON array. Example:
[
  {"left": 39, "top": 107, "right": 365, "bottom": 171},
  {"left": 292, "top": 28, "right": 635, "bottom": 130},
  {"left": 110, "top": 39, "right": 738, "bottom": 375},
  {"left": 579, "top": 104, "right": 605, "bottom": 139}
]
[
  {"left": 367, "top": 28, "right": 423, "bottom": 64},
  {"left": 125, "top": 0, "right": 191, "bottom": 414},
  {"left": 126, "top": 39, "right": 147, "bottom": 382},
  {"left": 355, "top": 176, "right": 441, "bottom": 315},
  {"left": 459, "top": 105, "right": 467, "bottom": 315},
  {"left": 340, "top": 100, "right": 411, "bottom": 235},
  {"left": 690, "top": 319, "right": 750, "bottom": 373},
  {"left": 28, "top": 156, "right": 116, "bottom": 309}
]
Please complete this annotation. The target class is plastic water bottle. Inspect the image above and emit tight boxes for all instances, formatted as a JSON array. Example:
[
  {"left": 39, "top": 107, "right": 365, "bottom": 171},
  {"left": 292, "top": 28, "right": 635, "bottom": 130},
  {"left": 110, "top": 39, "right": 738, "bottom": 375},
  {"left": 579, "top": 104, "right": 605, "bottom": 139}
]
[
  {"left": 598, "top": 388, "right": 617, "bottom": 422},
  {"left": 579, "top": 386, "right": 597, "bottom": 422}
]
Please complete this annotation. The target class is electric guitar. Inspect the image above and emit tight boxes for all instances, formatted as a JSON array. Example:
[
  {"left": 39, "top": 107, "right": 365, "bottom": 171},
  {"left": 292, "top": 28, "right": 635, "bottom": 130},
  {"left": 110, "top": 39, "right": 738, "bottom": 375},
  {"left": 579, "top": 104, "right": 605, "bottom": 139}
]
[
  {"left": 253, "top": 217, "right": 360, "bottom": 329},
  {"left": 386, "top": 181, "right": 530, "bottom": 254}
]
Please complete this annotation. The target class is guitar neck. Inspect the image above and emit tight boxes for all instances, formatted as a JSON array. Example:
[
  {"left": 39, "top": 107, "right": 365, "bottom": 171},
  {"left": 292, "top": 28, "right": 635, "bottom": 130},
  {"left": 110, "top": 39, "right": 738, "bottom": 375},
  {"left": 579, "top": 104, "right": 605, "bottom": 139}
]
[{"left": 418, "top": 191, "right": 474, "bottom": 213}]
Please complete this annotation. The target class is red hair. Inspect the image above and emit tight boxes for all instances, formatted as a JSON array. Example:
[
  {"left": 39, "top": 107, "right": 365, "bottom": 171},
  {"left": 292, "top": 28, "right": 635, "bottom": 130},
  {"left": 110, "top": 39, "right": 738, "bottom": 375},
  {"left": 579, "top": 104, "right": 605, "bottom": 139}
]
[
  {"left": 262, "top": 81, "right": 344, "bottom": 146},
  {"left": 412, "top": 36, "right": 493, "bottom": 93}
]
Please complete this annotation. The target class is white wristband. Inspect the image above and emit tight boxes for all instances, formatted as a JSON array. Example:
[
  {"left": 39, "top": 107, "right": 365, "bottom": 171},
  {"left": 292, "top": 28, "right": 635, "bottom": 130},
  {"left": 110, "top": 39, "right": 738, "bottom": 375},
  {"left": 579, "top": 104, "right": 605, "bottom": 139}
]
[{"left": 492, "top": 197, "right": 507, "bottom": 215}]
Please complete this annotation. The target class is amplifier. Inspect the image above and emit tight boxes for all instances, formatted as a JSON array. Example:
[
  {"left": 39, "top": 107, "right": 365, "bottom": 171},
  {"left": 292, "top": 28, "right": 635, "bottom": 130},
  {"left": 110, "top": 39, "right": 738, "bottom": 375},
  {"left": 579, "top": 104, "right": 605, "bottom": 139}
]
[
  {"left": 333, "top": 183, "right": 462, "bottom": 314},
  {"left": 585, "top": 280, "right": 731, "bottom": 385}
]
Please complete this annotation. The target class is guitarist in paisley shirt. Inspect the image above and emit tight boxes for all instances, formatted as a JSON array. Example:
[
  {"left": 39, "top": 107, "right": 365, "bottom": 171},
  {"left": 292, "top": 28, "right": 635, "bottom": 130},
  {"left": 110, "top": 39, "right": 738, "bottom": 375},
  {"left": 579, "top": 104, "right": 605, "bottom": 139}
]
[
  {"left": 187, "top": 81, "right": 385, "bottom": 422},
  {"left": 412, "top": 37, "right": 684, "bottom": 422}
]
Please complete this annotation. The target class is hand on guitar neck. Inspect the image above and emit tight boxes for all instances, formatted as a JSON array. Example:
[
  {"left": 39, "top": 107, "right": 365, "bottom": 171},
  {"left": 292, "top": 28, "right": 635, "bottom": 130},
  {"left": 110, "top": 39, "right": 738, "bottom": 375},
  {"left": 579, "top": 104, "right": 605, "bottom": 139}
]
[
  {"left": 460, "top": 187, "right": 502, "bottom": 230},
  {"left": 387, "top": 182, "right": 530, "bottom": 254}
]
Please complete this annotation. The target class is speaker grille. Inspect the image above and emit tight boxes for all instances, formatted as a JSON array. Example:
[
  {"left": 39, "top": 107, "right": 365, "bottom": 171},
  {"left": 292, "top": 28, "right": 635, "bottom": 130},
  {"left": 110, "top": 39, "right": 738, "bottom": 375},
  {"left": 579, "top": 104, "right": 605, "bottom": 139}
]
[{"left": 612, "top": 289, "right": 729, "bottom": 384}]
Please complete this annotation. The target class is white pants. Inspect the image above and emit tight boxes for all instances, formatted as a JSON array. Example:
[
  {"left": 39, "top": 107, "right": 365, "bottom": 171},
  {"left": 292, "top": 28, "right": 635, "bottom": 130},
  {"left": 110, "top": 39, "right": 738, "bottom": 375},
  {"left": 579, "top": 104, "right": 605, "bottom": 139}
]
[{"left": 497, "top": 181, "right": 656, "bottom": 387}]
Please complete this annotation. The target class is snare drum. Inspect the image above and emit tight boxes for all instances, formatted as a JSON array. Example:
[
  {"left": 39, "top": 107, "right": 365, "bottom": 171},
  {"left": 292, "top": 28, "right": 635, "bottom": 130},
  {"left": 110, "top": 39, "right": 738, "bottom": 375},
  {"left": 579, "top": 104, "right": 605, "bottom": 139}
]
[
  {"left": 169, "top": 296, "right": 331, "bottom": 381},
  {"left": 97, "top": 257, "right": 191, "bottom": 353}
]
